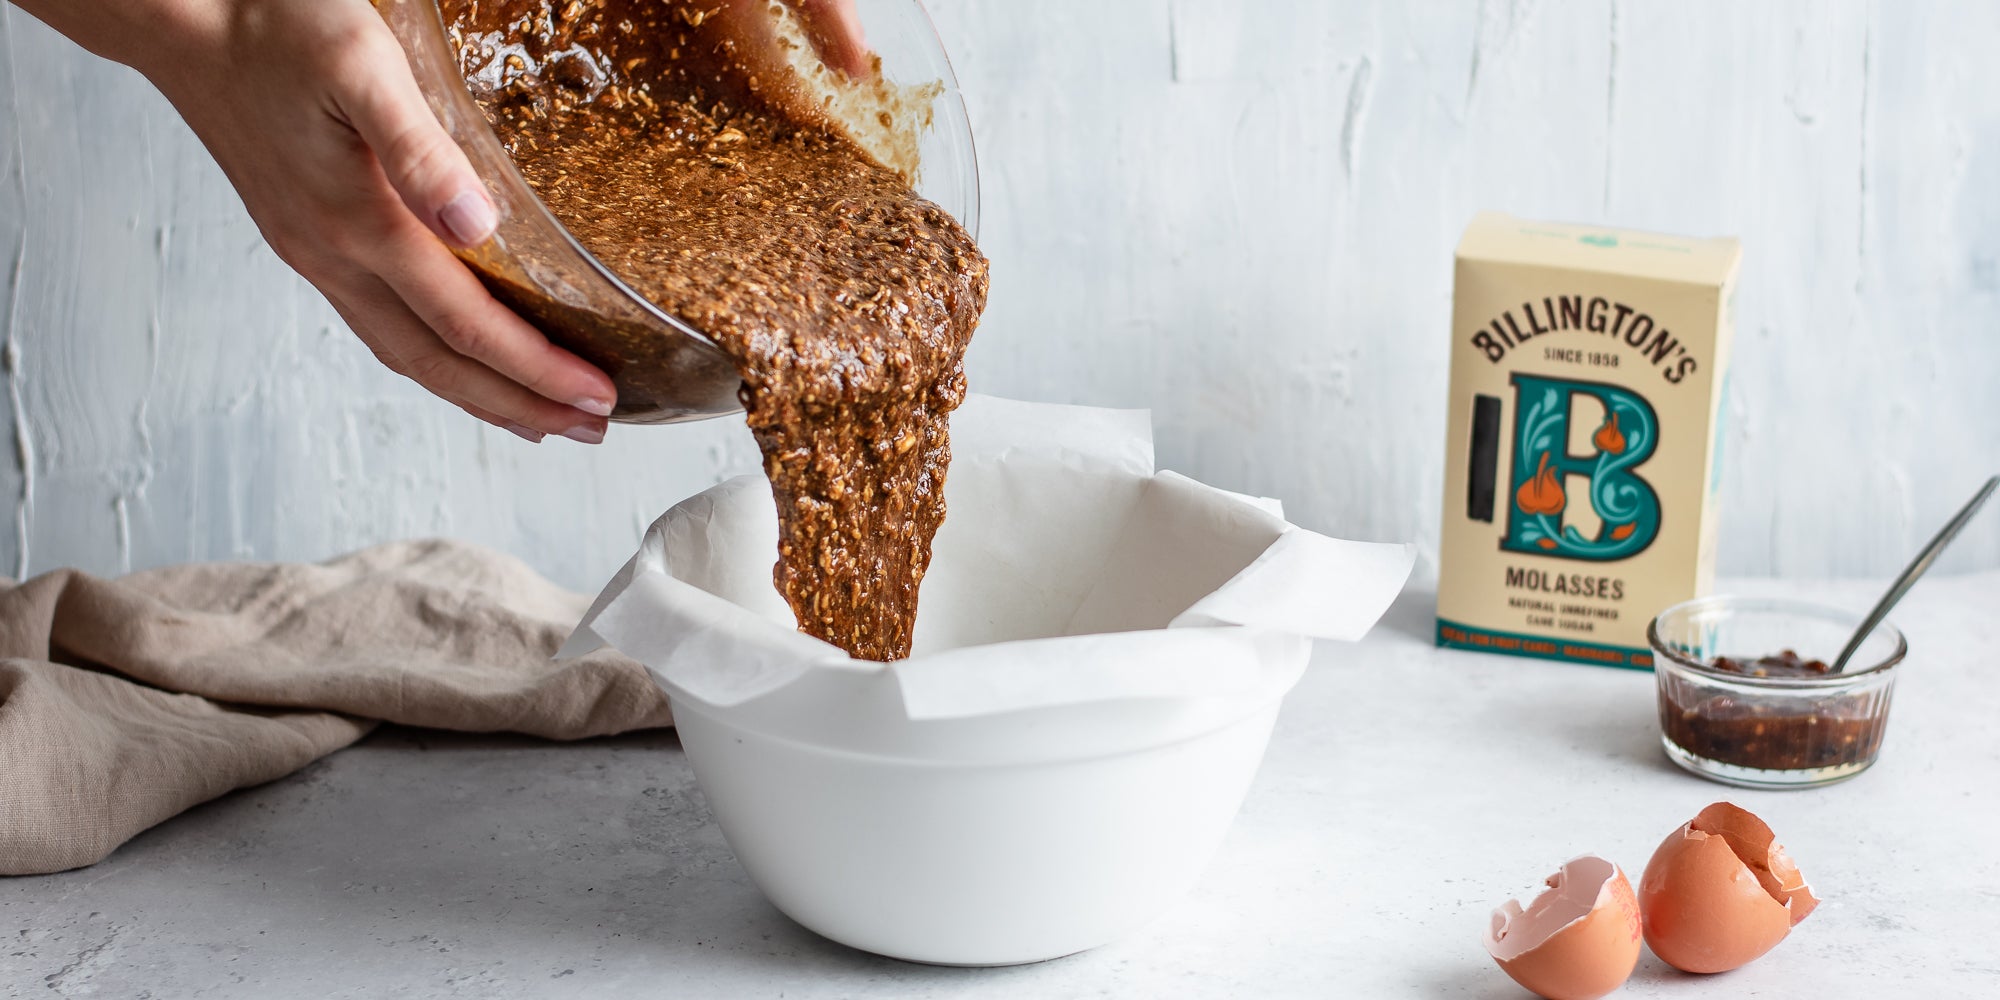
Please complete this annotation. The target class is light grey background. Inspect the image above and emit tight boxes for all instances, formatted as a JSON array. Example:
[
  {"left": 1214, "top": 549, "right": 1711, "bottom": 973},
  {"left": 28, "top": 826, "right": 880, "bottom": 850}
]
[{"left": 2, "top": 0, "right": 1996, "bottom": 591}]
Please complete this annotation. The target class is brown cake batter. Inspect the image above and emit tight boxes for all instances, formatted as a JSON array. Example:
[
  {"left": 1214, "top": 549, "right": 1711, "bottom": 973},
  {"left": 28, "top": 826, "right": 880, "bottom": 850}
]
[{"left": 440, "top": 0, "right": 989, "bottom": 660}]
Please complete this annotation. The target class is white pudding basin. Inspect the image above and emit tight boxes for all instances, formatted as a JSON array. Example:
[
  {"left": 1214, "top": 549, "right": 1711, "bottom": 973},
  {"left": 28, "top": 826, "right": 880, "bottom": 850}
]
[{"left": 574, "top": 398, "right": 1412, "bottom": 966}]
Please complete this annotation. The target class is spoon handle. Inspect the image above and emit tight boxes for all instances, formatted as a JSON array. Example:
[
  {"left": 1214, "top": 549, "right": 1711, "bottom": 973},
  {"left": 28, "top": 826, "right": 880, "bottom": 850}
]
[{"left": 1833, "top": 475, "right": 1999, "bottom": 671}]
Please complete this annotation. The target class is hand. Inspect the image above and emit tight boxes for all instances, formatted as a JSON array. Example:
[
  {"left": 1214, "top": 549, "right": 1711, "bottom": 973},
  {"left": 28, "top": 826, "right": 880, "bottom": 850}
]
[
  {"left": 790, "top": 0, "right": 872, "bottom": 78},
  {"left": 24, "top": 0, "right": 617, "bottom": 444}
]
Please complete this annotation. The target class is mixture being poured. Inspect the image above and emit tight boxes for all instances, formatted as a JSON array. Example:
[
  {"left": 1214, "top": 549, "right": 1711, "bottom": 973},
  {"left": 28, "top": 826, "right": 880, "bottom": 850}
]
[{"left": 441, "top": 0, "right": 989, "bottom": 660}]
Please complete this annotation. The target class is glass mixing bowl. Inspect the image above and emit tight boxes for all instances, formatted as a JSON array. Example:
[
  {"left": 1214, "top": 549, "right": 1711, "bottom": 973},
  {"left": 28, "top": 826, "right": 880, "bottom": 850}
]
[{"left": 375, "top": 0, "right": 980, "bottom": 424}]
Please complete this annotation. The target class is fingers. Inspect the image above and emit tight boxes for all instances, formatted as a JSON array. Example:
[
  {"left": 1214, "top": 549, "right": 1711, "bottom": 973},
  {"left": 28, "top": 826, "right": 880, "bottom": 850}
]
[
  {"left": 179, "top": 2, "right": 611, "bottom": 439},
  {"left": 373, "top": 213, "right": 618, "bottom": 417},
  {"left": 328, "top": 276, "right": 609, "bottom": 445},
  {"left": 790, "top": 0, "right": 873, "bottom": 77},
  {"left": 330, "top": 21, "right": 498, "bottom": 248},
  {"left": 459, "top": 400, "right": 545, "bottom": 443},
  {"left": 315, "top": 14, "right": 616, "bottom": 432}
]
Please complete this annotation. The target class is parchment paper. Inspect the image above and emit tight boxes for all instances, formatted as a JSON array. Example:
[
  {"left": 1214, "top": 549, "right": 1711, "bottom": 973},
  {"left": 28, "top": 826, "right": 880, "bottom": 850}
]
[{"left": 562, "top": 396, "right": 1414, "bottom": 720}]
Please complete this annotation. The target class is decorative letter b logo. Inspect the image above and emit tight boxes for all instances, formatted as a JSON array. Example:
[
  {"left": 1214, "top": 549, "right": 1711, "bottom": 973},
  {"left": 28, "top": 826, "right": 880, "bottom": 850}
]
[{"left": 1502, "top": 374, "right": 1662, "bottom": 561}]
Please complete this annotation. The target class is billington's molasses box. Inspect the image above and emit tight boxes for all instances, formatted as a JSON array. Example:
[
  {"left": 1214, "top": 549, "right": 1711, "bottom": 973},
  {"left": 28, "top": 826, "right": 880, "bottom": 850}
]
[{"left": 1437, "top": 214, "right": 1740, "bottom": 669}]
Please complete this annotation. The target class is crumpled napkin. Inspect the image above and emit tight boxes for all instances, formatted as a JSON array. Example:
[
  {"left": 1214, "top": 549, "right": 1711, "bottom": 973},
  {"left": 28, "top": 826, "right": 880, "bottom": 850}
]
[{"left": 0, "top": 539, "right": 668, "bottom": 876}]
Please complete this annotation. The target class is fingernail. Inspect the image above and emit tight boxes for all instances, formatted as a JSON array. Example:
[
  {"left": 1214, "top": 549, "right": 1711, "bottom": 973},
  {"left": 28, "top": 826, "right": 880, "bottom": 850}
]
[
  {"left": 561, "top": 423, "right": 605, "bottom": 445},
  {"left": 504, "top": 423, "right": 544, "bottom": 443},
  {"left": 439, "top": 189, "right": 498, "bottom": 246},
  {"left": 572, "top": 395, "right": 616, "bottom": 417}
]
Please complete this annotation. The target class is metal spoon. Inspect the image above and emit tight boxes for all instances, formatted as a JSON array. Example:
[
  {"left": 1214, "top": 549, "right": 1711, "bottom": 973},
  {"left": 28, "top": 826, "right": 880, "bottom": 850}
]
[{"left": 1832, "top": 475, "right": 1999, "bottom": 672}]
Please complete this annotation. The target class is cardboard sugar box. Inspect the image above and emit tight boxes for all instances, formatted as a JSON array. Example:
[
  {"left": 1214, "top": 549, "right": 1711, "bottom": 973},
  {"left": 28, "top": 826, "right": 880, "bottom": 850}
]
[{"left": 1437, "top": 213, "right": 1741, "bottom": 668}]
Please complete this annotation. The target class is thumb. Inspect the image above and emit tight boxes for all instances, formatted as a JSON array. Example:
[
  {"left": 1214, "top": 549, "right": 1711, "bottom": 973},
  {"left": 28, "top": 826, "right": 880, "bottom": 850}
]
[
  {"left": 790, "top": 0, "right": 873, "bottom": 78},
  {"left": 336, "top": 27, "right": 497, "bottom": 248}
]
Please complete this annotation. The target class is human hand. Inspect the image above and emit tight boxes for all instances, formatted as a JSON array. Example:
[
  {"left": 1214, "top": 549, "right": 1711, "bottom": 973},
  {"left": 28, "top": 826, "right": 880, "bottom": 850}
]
[
  {"left": 20, "top": 0, "right": 874, "bottom": 444},
  {"left": 73, "top": 0, "right": 619, "bottom": 444},
  {"left": 790, "top": 0, "right": 873, "bottom": 78}
]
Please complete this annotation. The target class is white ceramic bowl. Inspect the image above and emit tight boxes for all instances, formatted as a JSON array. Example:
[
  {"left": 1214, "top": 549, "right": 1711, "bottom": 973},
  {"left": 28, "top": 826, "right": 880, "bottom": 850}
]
[
  {"left": 643, "top": 453, "right": 1321, "bottom": 965},
  {"left": 667, "top": 655, "right": 1297, "bottom": 966},
  {"left": 571, "top": 398, "right": 1413, "bottom": 966}
]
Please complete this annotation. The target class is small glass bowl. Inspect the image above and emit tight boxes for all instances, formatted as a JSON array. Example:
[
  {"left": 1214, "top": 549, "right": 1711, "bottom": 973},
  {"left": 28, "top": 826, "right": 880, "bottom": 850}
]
[{"left": 1648, "top": 596, "right": 1906, "bottom": 789}]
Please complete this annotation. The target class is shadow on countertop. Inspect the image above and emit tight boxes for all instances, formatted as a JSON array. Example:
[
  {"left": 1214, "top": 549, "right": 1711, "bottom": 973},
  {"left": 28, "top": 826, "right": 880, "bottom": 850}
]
[{"left": 10, "top": 725, "right": 1083, "bottom": 993}]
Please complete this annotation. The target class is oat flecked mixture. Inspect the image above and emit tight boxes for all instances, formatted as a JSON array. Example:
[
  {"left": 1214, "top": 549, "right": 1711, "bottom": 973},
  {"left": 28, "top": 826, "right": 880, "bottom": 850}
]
[{"left": 442, "top": 0, "right": 990, "bottom": 660}]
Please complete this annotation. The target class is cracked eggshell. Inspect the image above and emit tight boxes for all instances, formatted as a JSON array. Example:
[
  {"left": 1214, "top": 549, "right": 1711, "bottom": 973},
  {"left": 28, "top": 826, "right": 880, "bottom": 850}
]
[
  {"left": 1483, "top": 855, "right": 1643, "bottom": 1000},
  {"left": 1639, "top": 801, "right": 1819, "bottom": 974}
]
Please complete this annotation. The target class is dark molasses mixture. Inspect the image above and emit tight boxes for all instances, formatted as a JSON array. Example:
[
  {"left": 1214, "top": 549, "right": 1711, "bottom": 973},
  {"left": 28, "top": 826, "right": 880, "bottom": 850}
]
[
  {"left": 1708, "top": 650, "right": 1834, "bottom": 678},
  {"left": 1659, "top": 690, "right": 1887, "bottom": 772},
  {"left": 1659, "top": 650, "right": 1887, "bottom": 772},
  {"left": 441, "top": 0, "right": 989, "bottom": 660}
]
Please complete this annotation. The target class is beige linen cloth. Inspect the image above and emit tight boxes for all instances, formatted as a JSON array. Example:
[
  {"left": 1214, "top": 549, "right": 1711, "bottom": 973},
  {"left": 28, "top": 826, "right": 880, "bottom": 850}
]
[{"left": 0, "top": 539, "right": 672, "bottom": 876}]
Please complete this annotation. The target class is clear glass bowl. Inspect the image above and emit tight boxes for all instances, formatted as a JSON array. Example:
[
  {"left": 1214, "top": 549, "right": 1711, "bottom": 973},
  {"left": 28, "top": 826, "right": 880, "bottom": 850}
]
[
  {"left": 375, "top": 0, "right": 980, "bottom": 424},
  {"left": 1648, "top": 596, "right": 1905, "bottom": 789}
]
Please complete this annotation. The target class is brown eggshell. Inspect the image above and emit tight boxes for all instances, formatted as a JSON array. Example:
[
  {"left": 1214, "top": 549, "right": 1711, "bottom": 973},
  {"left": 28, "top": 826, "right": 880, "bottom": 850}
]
[
  {"left": 1639, "top": 802, "right": 1819, "bottom": 974},
  {"left": 1484, "top": 856, "right": 1643, "bottom": 1000}
]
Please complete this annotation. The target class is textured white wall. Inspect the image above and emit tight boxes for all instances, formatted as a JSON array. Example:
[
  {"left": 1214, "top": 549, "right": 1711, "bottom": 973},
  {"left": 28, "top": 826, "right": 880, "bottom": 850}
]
[{"left": 2, "top": 0, "right": 1997, "bottom": 592}]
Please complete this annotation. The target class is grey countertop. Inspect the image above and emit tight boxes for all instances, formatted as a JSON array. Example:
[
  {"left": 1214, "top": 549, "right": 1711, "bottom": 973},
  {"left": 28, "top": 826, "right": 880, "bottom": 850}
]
[{"left": 6, "top": 576, "right": 1998, "bottom": 998}]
